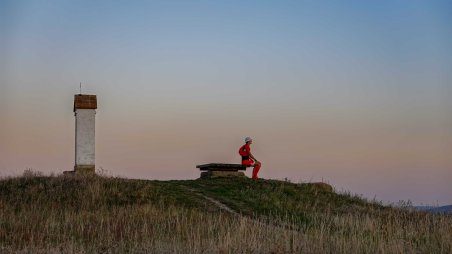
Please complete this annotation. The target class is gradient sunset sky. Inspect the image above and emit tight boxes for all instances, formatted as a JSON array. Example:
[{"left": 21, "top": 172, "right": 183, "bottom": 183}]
[{"left": 1, "top": 0, "right": 451, "bottom": 205}]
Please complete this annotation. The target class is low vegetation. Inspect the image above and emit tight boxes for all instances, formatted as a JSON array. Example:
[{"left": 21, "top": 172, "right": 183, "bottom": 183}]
[{"left": 0, "top": 173, "right": 451, "bottom": 253}]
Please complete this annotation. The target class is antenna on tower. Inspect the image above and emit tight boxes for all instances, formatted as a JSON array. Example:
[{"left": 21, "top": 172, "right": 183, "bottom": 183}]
[{"left": 79, "top": 82, "right": 82, "bottom": 95}]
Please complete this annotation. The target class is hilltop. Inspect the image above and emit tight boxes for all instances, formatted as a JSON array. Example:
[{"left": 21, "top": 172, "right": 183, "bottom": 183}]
[{"left": 0, "top": 175, "right": 451, "bottom": 253}]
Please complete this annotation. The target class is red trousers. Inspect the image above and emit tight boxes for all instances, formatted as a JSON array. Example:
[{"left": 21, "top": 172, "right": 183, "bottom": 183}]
[{"left": 242, "top": 159, "right": 261, "bottom": 179}]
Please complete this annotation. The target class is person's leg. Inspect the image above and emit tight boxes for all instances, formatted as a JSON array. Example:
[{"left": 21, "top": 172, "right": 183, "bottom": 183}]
[
  {"left": 242, "top": 159, "right": 253, "bottom": 167},
  {"left": 252, "top": 162, "right": 261, "bottom": 179},
  {"left": 252, "top": 166, "right": 257, "bottom": 179},
  {"left": 242, "top": 159, "right": 253, "bottom": 178}
]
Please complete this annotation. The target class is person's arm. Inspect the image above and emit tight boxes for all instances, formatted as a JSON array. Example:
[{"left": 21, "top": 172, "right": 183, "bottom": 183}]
[{"left": 249, "top": 152, "right": 259, "bottom": 163}]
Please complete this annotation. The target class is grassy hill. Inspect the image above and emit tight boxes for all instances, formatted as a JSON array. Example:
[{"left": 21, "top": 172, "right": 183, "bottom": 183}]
[{"left": 1, "top": 174, "right": 451, "bottom": 253}]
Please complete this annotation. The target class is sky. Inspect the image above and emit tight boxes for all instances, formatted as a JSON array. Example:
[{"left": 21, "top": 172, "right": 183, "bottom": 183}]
[{"left": 1, "top": 0, "right": 451, "bottom": 206}]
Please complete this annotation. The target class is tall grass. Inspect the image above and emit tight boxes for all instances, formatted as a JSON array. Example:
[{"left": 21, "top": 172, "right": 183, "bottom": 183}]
[{"left": 0, "top": 175, "right": 451, "bottom": 253}]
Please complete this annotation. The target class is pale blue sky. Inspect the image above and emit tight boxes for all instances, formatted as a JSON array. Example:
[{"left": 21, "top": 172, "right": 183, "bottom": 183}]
[{"left": 1, "top": 0, "right": 451, "bottom": 205}]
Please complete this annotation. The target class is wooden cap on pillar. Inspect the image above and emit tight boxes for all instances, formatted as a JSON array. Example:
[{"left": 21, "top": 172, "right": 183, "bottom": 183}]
[{"left": 74, "top": 95, "right": 97, "bottom": 112}]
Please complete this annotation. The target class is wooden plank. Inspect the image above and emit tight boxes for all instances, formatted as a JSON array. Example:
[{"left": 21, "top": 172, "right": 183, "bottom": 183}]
[
  {"left": 196, "top": 163, "right": 247, "bottom": 171},
  {"left": 196, "top": 163, "right": 246, "bottom": 168}
]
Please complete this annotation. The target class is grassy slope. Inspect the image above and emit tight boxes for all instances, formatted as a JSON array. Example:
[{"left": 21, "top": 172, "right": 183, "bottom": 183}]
[{"left": 1, "top": 175, "right": 451, "bottom": 253}]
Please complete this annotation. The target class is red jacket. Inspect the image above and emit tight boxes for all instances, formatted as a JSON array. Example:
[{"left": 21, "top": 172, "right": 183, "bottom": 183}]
[{"left": 238, "top": 143, "right": 251, "bottom": 161}]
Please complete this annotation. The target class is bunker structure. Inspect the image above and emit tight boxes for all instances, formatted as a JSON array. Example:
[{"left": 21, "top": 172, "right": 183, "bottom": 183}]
[
  {"left": 196, "top": 163, "right": 247, "bottom": 178},
  {"left": 72, "top": 94, "right": 97, "bottom": 174}
]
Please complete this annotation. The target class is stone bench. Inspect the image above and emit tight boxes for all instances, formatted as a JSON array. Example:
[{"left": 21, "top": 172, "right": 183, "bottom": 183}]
[{"left": 197, "top": 163, "right": 247, "bottom": 178}]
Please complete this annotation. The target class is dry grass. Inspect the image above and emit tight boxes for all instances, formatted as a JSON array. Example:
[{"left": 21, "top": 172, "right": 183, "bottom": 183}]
[{"left": 0, "top": 174, "right": 451, "bottom": 253}]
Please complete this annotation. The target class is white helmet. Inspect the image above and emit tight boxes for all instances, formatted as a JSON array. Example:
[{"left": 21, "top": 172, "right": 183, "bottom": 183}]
[{"left": 245, "top": 137, "right": 252, "bottom": 143}]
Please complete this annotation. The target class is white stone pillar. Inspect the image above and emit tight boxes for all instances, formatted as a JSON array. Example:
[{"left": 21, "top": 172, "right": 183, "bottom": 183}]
[{"left": 74, "top": 95, "right": 97, "bottom": 173}]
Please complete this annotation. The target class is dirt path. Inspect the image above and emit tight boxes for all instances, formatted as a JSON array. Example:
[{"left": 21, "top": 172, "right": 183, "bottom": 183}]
[
  {"left": 182, "top": 186, "right": 240, "bottom": 216},
  {"left": 181, "top": 185, "right": 302, "bottom": 233}
]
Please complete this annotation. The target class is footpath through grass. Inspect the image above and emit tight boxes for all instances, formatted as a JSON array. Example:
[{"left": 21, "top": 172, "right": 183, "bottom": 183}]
[
  {"left": 0, "top": 175, "right": 451, "bottom": 253},
  {"left": 177, "top": 178, "right": 384, "bottom": 219}
]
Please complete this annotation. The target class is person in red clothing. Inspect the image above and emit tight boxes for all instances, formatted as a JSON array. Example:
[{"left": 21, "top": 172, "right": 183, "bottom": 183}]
[{"left": 238, "top": 137, "right": 262, "bottom": 180}]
